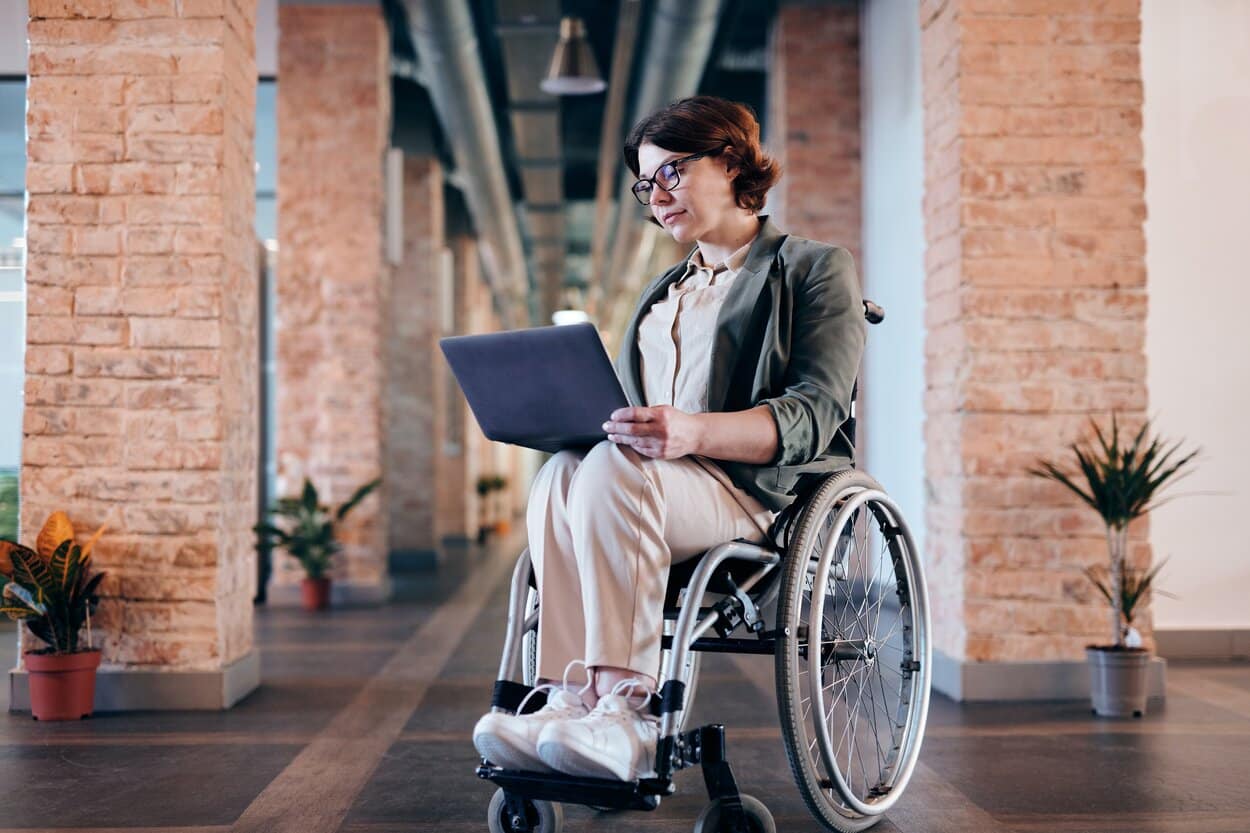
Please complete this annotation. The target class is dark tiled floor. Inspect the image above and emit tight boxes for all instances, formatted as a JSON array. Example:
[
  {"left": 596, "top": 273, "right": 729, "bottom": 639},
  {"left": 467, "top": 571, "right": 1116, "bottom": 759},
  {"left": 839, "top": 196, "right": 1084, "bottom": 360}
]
[{"left": 3, "top": 531, "right": 1250, "bottom": 833}]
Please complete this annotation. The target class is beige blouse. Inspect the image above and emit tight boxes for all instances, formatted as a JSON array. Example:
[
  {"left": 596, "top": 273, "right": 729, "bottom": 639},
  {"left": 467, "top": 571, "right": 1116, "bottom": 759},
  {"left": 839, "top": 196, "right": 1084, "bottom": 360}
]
[{"left": 636, "top": 235, "right": 778, "bottom": 536}]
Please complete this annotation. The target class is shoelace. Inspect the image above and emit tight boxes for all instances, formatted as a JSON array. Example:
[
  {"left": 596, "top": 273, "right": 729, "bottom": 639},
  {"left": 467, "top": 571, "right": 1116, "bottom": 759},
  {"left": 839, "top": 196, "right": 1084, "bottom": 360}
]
[
  {"left": 516, "top": 658, "right": 594, "bottom": 715},
  {"left": 593, "top": 677, "right": 655, "bottom": 719}
]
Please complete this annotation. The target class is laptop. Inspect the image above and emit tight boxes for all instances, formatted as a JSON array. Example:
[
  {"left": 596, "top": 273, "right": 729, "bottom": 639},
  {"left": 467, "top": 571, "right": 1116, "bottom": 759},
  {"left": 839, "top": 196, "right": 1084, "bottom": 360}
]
[{"left": 439, "top": 322, "right": 632, "bottom": 454}]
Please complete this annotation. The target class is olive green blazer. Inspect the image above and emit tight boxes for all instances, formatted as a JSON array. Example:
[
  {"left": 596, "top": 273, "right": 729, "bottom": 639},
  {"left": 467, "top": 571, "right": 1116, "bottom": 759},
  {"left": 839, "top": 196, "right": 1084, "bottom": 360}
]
[{"left": 613, "top": 217, "right": 866, "bottom": 513}]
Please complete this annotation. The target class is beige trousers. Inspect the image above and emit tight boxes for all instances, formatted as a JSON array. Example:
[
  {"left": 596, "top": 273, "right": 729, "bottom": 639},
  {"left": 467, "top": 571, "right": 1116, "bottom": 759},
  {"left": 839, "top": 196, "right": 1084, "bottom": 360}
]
[{"left": 527, "top": 440, "right": 776, "bottom": 684}]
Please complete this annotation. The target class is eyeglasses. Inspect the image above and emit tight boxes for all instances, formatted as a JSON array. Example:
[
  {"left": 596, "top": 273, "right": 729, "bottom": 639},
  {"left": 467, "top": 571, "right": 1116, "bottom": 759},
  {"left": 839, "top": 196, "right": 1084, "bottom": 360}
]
[{"left": 631, "top": 150, "right": 718, "bottom": 205}]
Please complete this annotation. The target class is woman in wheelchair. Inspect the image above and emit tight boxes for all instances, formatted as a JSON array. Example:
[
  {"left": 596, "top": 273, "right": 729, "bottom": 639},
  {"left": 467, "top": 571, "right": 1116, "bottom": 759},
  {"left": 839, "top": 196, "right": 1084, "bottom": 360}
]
[
  {"left": 476, "top": 94, "right": 865, "bottom": 778},
  {"left": 474, "top": 96, "right": 928, "bottom": 833}
]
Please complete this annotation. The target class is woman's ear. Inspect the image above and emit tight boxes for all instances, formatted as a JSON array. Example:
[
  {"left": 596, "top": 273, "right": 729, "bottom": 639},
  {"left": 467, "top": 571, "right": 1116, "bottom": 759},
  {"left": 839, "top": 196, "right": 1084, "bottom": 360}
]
[{"left": 721, "top": 145, "right": 740, "bottom": 178}]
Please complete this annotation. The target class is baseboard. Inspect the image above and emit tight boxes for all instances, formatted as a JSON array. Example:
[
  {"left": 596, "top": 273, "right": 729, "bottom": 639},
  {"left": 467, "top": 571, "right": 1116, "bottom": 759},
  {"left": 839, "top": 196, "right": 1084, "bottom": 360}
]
[
  {"left": 931, "top": 648, "right": 1168, "bottom": 702},
  {"left": 264, "top": 576, "right": 393, "bottom": 607},
  {"left": 1154, "top": 628, "right": 1250, "bottom": 660},
  {"left": 9, "top": 649, "right": 260, "bottom": 713},
  {"left": 389, "top": 548, "right": 441, "bottom": 573}
]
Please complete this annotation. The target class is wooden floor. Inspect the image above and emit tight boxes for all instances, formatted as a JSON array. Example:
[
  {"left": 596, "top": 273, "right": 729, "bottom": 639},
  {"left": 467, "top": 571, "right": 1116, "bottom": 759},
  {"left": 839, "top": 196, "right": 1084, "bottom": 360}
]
[{"left": 3, "top": 529, "right": 1249, "bottom": 833}]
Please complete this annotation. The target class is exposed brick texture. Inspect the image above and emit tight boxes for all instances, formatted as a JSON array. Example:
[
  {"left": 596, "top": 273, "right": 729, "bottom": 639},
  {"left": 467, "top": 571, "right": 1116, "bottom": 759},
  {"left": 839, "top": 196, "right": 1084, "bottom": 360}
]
[
  {"left": 22, "top": 0, "right": 258, "bottom": 669},
  {"left": 921, "top": 0, "right": 1151, "bottom": 663},
  {"left": 274, "top": 5, "right": 390, "bottom": 592},
  {"left": 439, "top": 234, "right": 483, "bottom": 542},
  {"left": 385, "top": 156, "right": 446, "bottom": 554},
  {"left": 767, "top": 1, "right": 862, "bottom": 259}
]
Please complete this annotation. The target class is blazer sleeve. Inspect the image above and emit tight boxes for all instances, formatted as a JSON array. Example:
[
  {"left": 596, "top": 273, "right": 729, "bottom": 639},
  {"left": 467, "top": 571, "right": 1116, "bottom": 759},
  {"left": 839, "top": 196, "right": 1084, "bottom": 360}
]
[{"left": 757, "top": 246, "right": 866, "bottom": 467}]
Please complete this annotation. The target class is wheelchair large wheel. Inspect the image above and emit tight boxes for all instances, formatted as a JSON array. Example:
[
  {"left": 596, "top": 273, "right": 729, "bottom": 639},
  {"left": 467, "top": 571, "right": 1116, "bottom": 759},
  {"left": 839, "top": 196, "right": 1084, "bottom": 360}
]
[{"left": 775, "top": 470, "right": 931, "bottom": 832}]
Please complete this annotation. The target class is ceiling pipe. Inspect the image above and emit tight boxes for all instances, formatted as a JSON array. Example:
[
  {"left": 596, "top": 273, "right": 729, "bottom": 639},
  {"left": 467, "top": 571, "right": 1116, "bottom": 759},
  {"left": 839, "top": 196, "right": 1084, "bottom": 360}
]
[
  {"left": 403, "top": 0, "right": 529, "bottom": 328},
  {"left": 599, "top": 0, "right": 724, "bottom": 315},
  {"left": 586, "top": 0, "right": 642, "bottom": 322}
]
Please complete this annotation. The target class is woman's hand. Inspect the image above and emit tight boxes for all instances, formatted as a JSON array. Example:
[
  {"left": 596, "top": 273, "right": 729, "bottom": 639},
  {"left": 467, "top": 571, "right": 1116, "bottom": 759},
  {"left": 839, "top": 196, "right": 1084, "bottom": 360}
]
[{"left": 603, "top": 406, "right": 703, "bottom": 460}]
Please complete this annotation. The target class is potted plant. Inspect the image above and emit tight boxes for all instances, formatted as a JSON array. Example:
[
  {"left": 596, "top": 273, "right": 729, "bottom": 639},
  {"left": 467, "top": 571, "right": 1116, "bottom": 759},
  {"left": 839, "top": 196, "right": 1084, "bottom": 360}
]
[
  {"left": 476, "top": 475, "right": 497, "bottom": 543},
  {"left": 254, "top": 477, "right": 380, "bottom": 611},
  {"left": 1031, "top": 414, "right": 1197, "bottom": 718},
  {"left": 492, "top": 474, "right": 510, "bottom": 535},
  {"left": 1, "top": 511, "right": 107, "bottom": 720}
]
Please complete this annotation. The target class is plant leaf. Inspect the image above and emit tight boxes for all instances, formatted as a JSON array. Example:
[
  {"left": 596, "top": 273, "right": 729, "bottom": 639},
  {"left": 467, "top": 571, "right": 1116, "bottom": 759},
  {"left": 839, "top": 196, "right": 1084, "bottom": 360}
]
[
  {"left": 36, "top": 511, "right": 75, "bottom": 563},
  {"left": 301, "top": 479, "right": 318, "bottom": 513},
  {"left": 49, "top": 539, "right": 74, "bottom": 589},
  {"left": 80, "top": 522, "right": 107, "bottom": 561},
  {"left": 1, "top": 540, "right": 38, "bottom": 579},
  {"left": 335, "top": 478, "right": 380, "bottom": 521},
  {"left": 11, "top": 548, "right": 56, "bottom": 596}
]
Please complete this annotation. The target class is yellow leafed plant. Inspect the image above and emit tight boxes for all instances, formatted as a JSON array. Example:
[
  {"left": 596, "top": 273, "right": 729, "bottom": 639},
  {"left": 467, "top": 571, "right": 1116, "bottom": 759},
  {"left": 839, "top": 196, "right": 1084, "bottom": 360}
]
[{"left": 0, "top": 511, "right": 108, "bottom": 655}]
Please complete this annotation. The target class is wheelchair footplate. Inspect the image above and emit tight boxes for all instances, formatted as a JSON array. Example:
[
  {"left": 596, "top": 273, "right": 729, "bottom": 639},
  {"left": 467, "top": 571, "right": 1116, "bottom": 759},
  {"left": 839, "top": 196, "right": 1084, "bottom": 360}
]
[
  {"left": 475, "top": 765, "right": 672, "bottom": 811},
  {"left": 477, "top": 722, "right": 747, "bottom": 815}
]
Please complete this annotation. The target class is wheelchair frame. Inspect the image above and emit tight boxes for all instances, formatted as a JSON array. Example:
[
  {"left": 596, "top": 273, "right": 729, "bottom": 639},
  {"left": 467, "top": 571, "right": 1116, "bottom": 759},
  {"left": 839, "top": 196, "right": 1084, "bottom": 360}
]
[{"left": 475, "top": 299, "right": 929, "bottom": 833}]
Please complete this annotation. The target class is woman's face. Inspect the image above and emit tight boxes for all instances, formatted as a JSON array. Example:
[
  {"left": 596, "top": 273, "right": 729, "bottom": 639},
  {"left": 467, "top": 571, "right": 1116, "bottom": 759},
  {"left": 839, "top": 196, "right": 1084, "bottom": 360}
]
[{"left": 635, "top": 141, "right": 737, "bottom": 244}]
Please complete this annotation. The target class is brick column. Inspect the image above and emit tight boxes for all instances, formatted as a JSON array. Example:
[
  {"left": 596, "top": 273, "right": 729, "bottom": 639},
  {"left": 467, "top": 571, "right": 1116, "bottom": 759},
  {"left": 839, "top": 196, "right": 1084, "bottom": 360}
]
[
  {"left": 385, "top": 156, "right": 447, "bottom": 565},
  {"left": 16, "top": 0, "right": 259, "bottom": 710},
  {"left": 767, "top": 0, "right": 861, "bottom": 258},
  {"left": 920, "top": 0, "right": 1155, "bottom": 700},
  {"left": 440, "top": 234, "right": 483, "bottom": 543},
  {"left": 273, "top": 5, "right": 390, "bottom": 604}
]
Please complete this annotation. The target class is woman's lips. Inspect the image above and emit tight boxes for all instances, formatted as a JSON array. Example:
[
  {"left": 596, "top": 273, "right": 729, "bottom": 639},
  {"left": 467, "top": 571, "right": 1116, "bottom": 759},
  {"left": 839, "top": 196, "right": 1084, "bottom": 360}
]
[{"left": 662, "top": 210, "right": 685, "bottom": 225}]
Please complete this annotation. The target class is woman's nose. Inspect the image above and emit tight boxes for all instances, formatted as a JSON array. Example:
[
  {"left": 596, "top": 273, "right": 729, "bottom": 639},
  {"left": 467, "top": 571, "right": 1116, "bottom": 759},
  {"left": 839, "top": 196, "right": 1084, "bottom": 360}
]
[{"left": 651, "top": 186, "right": 673, "bottom": 206}]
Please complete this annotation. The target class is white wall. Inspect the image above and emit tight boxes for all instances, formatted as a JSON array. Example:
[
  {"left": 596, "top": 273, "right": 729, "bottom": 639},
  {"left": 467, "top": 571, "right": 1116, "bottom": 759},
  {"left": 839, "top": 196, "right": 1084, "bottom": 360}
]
[
  {"left": 1142, "top": 0, "right": 1250, "bottom": 630},
  {"left": 860, "top": 0, "right": 927, "bottom": 560},
  {"left": 0, "top": 0, "right": 27, "bottom": 76}
]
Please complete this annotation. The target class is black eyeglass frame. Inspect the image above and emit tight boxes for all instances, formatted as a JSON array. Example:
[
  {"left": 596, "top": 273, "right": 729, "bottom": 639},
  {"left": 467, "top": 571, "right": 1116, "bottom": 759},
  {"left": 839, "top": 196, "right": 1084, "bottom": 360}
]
[{"left": 630, "top": 149, "right": 721, "bottom": 205}]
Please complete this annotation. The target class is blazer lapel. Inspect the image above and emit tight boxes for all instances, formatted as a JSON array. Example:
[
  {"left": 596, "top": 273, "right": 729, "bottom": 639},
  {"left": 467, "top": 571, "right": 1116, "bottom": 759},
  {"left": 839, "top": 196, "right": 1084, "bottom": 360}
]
[
  {"left": 705, "top": 217, "right": 787, "bottom": 413},
  {"left": 616, "top": 216, "right": 787, "bottom": 412}
]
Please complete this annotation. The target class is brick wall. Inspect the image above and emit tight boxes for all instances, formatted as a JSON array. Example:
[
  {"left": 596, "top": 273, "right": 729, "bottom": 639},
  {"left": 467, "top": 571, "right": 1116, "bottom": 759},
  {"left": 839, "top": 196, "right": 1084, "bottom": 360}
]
[
  {"left": 274, "top": 5, "right": 390, "bottom": 593},
  {"left": 385, "top": 156, "right": 446, "bottom": 555},
  {"left": 22, "top": 0, "right": 257, "bottom": 668},
  {"left": 440, "top": 234, "right": 481, "bottom": 541},
  {"left": 920, "top": 0, "right": 1151, "bottom": 663},
  {"left": 767, "top": 1, "right": 861, "bottom": 258}
]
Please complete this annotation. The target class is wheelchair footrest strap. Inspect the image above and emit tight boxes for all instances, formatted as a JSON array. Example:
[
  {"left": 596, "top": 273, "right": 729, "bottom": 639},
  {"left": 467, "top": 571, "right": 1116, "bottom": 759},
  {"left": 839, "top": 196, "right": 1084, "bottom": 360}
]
[{"left": 491, "top": 679, "right": 545, "bottom": 714}]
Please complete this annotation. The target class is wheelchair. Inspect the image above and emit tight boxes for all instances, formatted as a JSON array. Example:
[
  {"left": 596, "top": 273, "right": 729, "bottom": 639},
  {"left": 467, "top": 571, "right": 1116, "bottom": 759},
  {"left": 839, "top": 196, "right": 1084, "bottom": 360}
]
[{"left": 476, "top": 301, "right": 931, "bottom": 833}]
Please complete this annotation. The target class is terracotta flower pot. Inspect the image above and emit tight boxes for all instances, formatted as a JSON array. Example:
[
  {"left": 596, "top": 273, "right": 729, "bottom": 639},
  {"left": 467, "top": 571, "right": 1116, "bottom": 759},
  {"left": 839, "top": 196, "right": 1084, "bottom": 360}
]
[
  {"left": 301, "top": 577, "right": 332, "bottom": 611},
  {"left": 25, "top": 649, "right": 101, "bottom": 721}
]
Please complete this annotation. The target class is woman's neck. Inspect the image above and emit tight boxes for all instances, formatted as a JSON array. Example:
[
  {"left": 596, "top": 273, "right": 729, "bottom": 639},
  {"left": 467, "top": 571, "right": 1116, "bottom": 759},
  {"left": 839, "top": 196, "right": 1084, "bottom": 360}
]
[{"left": 695, "top": 213, "right": 761, "bottom": 266}]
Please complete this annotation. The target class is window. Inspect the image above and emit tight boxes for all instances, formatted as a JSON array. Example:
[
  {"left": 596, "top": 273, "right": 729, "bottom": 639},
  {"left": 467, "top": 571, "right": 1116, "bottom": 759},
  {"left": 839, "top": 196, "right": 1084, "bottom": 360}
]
[{"left": 0, "top": 78, "right": 25, "bottom": 540}]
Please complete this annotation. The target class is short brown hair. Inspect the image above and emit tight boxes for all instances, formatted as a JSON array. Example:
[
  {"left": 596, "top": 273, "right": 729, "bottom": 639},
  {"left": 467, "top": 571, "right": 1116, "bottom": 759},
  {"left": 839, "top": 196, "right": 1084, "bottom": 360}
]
[{"left": 624, "top": 96, "right": 780, "bottom": 215}]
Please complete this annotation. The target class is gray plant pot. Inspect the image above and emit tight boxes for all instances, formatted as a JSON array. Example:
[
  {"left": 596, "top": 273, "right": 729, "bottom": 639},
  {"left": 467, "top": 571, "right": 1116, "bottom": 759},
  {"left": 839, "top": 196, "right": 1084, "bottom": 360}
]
[{"left": 1086, "top": 646, "right": 1150, "bottom": 718}]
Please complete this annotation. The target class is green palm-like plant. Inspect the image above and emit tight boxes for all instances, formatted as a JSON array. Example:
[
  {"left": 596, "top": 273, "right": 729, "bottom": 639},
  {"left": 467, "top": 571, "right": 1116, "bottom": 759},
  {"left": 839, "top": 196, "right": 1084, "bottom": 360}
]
[
  {"left": 1031, "top": 414, "right": 1197, "bottom": 648},
  {"left": 0, "top": 512, "right": 107, "bottom": 655},
  {"left": 253, "top": 477, "right": 380, "bottom": 580}
]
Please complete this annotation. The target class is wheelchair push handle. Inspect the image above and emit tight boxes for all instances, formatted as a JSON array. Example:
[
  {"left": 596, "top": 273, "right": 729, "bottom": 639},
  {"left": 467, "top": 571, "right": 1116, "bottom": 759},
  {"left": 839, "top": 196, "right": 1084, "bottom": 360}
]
[{"left": 863, "top": 299, "right": 885, "bottom": 325}]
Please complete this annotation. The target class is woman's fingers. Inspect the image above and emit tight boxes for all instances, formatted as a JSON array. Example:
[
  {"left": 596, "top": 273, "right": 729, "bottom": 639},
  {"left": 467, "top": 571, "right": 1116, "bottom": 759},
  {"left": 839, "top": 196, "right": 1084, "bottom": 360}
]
[{"left": 603, "top": 420, "right": 655, "bottom": 436}]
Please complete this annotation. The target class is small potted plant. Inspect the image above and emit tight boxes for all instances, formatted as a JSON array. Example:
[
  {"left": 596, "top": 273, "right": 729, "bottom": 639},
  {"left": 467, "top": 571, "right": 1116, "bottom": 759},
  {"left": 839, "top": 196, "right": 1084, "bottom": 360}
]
[
  {"left": 1031, "top": 414, "right": 1197, "bottom": 718},
  {"left": 254, "top": 477, "right": 380, "bottom": 611},
  {"left": 476, "top": 475, "right": 497, "bottom": 543},
  {"left": 1, "top": 511, "right": 107, "bottom": 720},
  {"left": 492, "top": 474, "right": 510, "bottom": 535}
]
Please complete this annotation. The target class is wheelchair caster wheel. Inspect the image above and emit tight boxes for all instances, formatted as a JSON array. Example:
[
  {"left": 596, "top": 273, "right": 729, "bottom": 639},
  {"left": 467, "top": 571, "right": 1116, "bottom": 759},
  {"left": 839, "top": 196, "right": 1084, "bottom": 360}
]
[
  {"left": 693, "top": 794, "right": 775, "bottom": 833},
  {"left": 487, "top": 788, "right": 563, "bottom": 833}
]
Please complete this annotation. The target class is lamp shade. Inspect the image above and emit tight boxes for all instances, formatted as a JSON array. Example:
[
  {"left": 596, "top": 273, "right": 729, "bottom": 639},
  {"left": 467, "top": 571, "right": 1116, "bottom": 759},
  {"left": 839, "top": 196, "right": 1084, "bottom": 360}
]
[{"left": 541, "top": 16, "right": 606, "bottom": 96}]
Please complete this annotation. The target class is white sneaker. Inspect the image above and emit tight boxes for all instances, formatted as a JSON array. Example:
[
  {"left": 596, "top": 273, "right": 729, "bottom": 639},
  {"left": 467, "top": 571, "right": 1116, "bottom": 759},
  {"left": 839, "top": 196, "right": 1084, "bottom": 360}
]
[
  {"left": 473, "top": 661, "right": 592, "bottom": 772},
  {"left": 536, "top": 679, "right": 660, "bottom": 781}
]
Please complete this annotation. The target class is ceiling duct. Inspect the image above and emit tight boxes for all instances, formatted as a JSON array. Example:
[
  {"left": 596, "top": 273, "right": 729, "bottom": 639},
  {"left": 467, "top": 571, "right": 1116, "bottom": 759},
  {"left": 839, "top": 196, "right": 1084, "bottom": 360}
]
[
  {"left": 599, "top": 0, "right": 724, "bottom": 323},
  {"left": 403, "top": 0, "right": 530, "bottom": 327}
]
